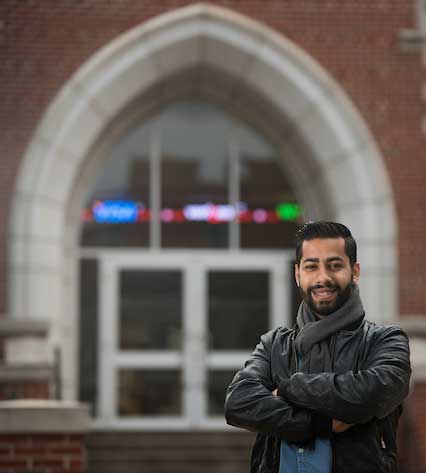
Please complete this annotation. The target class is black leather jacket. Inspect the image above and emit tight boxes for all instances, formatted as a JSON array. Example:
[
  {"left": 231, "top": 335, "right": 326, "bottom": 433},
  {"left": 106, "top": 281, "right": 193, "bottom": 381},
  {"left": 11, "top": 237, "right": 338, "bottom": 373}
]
[{"left": 224, "top": 321, "right": 411, "bottom": 473}]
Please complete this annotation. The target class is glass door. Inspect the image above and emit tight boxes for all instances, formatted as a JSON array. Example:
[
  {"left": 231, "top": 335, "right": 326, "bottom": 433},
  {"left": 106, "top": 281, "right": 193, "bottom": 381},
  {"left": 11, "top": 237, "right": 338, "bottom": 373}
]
[
  {"left": 96, "top": 252, "right": 190, "bottom": 429},
  {"left": 93, "top": 250, "right": 292, "bottom": 429},
  {"left": 199, "top": 253, "right": 291, "bottom": 427}
]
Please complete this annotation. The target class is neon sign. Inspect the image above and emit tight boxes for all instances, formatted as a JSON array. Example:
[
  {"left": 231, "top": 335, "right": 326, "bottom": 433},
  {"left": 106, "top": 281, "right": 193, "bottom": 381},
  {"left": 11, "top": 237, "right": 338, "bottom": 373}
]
[
  {"left": 276, "top": 203, "right": 301, "bottom": 221},
  {"left": 92, "top": 201, "right": 140, "bottom": 223},
  {"left": 183, "top": 203, "right": 243, "bottom": 223},
  {"left": 84, "top": 201, "right": 302, "bottom": 224}
]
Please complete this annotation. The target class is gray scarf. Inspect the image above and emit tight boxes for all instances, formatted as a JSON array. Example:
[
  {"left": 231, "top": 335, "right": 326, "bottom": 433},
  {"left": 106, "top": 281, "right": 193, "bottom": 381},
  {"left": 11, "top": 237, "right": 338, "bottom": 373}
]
[{"left": 295, "top": 285, "right": 365, "bottom": 373}]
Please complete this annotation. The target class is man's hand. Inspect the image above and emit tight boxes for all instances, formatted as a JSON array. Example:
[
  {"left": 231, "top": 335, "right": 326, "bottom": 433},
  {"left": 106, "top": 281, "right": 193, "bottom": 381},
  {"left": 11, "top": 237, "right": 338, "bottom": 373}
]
[
  {"left": 272, "top": 388, "right": 352, "bottom": 434},
  {"left": 272, "top": 389, "right": 352, "bottom": 433},
  {"left": 332, "top": 420, "right": 352, "bottom": 433}
]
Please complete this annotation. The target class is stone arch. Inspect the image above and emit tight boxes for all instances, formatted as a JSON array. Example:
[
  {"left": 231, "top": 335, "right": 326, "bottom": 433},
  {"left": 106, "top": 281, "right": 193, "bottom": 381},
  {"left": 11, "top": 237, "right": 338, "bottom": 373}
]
[{"left": 8, "top": 3, "right": 397, "bottom": 398}]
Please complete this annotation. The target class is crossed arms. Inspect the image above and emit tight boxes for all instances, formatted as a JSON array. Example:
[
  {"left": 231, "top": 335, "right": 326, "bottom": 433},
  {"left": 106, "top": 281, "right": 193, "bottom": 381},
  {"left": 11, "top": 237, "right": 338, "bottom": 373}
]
[{"left": 224, "top": 326, "right": 411, "bottom": 443}]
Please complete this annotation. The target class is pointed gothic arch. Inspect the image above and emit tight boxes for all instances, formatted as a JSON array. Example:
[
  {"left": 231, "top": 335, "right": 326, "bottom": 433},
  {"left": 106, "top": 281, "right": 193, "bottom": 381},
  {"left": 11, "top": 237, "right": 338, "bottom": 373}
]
[{"left": 8, "top": 3, "right": 397, "bottom": 399}]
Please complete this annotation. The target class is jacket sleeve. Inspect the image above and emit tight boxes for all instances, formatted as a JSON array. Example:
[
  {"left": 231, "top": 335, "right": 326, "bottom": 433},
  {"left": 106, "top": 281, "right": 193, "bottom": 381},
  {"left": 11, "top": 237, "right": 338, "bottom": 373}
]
[
  {"left": 277, "top": 325, "right": 411, "bottom": 424},
  {"left": 224, "top": 329, "right": 332, "bottom": 442}
]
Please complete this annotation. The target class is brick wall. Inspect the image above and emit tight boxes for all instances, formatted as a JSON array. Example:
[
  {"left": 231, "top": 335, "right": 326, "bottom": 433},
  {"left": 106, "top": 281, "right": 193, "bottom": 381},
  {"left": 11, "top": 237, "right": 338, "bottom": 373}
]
[
  {"left": 0, "top": 1, "right": 423, "bottom": 468},
  {"left": 0, "top": 401, "right": 89, "bottom": 473},
  {"left": 0, "top": 381, "right": 49, "bottom": 401},
  {"left": 0, "top": 0, "right": 424, "bottom": 316},
  {"left": 0, "top": 434, "right": 85, "bottom": 473},
  {"left": 399, "top": 383, "right": 426, "bottom": 473}
]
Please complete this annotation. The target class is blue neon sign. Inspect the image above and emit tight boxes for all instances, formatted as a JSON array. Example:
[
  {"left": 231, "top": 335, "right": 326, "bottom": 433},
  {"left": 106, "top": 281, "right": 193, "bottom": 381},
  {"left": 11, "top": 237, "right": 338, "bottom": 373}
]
[{"left": 92, "top": 201, "right": 139, "bottom": 223}]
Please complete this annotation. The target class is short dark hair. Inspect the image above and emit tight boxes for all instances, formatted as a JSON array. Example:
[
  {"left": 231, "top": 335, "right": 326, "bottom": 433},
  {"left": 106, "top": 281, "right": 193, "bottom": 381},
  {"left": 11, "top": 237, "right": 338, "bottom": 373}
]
[{"left": 295, "top": 221, "right": 357, "bottom": 266}]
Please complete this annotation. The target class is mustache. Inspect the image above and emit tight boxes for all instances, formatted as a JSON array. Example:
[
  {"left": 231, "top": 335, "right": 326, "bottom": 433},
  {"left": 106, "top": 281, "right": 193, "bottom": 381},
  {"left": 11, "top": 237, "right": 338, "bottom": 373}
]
[{"left": 308, "top": 283, "right": 338, "bottom": 293}]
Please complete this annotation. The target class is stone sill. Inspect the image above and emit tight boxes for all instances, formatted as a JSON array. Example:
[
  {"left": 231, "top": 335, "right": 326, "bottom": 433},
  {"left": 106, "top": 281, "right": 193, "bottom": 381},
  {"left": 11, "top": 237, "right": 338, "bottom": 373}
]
[
  {"left": 0, "top": 364, "right": 53, "bottom": 381},
  {"left": 399, "top": 28, "right": 426, "bottom": 52},
  {"left": 0, "top": 319, "right": 49, "bottom": 337},
  {"left": 0, "top": 400, "right": 90, "bottom": 433}
]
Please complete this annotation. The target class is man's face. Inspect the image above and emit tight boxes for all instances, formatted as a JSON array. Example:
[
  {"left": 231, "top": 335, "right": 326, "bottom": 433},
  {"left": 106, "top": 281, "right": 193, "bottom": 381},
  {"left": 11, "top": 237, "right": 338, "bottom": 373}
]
[{"left": 295, "top": 238, "right": 360, "bottom": 317}]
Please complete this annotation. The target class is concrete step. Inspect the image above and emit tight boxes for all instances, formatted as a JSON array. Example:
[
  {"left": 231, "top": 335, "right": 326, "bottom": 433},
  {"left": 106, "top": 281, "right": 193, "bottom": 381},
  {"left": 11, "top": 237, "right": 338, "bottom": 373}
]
[{"left": 87, "top": 431, "right": 254, "bottom": 473}]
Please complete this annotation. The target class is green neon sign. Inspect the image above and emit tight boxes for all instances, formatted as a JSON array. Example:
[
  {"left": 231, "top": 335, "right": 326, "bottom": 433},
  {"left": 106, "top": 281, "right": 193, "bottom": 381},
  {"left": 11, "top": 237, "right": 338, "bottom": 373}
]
[{"left": 276, "top": 203, "right": 302, "bottom": 221}]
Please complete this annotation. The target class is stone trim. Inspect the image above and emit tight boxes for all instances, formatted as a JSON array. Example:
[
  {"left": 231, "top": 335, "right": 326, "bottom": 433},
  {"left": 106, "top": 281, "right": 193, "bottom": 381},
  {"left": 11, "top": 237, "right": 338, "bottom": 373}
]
[
  {"left": 399, "top": 29, "right": 426, "bottom": 52},
  {"left": 408, "top": 337, "right": 426, "bottom": 383},
  {"left": 399, "top": 0, "right": 426, "bottom": 51},
  {"left": 0, "top": 319, "right": 48, "bottom": 337},
  {"left": 0, "top": 400, "right": 90, "bottom": 433},
  {"left": 0, "top": 364, "right": 53, "bottom": 381},
  {"left": 387, "top": 317, "right": 426, "bottom": 383},
  {"left": 399, "top": 317, "right": 426, "bottom": 337}
]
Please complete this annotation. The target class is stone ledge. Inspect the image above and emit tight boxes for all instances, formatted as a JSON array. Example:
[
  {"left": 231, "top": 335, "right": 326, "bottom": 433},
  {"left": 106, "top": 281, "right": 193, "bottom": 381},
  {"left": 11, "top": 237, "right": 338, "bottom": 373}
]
[
  {"left": 0, "top": 318, "right": 49, "bottom": 337},
  {"left": 0, "top": 364, "right": 53, "bottom": 381},
  {"left": 399, "top": 316, "right": 426, "bottom": 337},
  {"left": 399, "top": 28, "right": 426, "bottom": 52},
  {"left": 409, "top": 337, "right": 426, "bottom": 383},
  {"left": 0, "top": 400, "right": 90, "bottom": 433}
]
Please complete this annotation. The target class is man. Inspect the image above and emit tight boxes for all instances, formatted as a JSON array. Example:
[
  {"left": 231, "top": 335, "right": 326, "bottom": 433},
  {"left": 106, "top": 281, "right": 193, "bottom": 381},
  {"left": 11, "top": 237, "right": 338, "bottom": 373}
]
[{"left": 225, "top": 221, "right": 411, "bottom": 473}]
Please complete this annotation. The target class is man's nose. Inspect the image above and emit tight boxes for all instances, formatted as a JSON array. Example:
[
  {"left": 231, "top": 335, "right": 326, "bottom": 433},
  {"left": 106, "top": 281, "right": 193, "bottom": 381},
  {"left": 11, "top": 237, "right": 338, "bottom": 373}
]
[{"left": 316, "top": 265, "right": 332, "bottom": 285}]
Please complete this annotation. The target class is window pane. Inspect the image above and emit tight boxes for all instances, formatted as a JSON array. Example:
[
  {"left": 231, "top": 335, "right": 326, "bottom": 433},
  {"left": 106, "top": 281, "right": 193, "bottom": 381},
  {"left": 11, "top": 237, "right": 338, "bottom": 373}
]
[
  {"left": 208, "top": 271, "right": 269, "bottom": 350},
  {"left": 78, "top": 259, "right": 98, "bottom": 416},
  {"left": 119, "top": 270, "right": 182, "bottom": 350},
  {"left": 80, "top": 123, "right": 151, "bottom": 247},
  {"left": 238, "top": 125, "right": 302, "bottom": 249},
  {"left": 118, "top": 369, "right": 182, "bottom": 416},
  {"left": 160, "top": 100, "right": 231, "bottom": 248},
  {"left": 80, "top": 98, "right": 302, "bottom": 250},
  {"left": 208, "top": 370, "right": 236, "bottom": 416}
]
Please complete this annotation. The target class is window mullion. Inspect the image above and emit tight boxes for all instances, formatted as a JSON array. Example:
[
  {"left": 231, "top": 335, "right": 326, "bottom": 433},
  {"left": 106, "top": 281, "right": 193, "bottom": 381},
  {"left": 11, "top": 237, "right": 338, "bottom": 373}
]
[
  {"left": 98, "top": 257, "right": 117, "bottom": 421},
  {"left": 184, "top": 259, "right": 206, "bottom": 427},
  {"left": 149, "top": 126, "right": 162, "bottom": 249},
  {"left": 228, "top": 132, "right": 240, "bottom": 250}
]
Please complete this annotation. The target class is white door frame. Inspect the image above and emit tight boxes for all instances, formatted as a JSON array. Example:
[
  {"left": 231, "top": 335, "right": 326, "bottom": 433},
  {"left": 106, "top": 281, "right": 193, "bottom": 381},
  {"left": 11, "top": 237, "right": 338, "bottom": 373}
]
[{"left": 90, "top": 249, "right": 293, "bottom": 430}]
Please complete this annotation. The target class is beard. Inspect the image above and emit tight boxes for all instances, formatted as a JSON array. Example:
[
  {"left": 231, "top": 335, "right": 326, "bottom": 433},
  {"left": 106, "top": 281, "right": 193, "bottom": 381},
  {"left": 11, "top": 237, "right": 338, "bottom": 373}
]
[{"left": 300, "top": 281, "right": 354, "bottom": 316}]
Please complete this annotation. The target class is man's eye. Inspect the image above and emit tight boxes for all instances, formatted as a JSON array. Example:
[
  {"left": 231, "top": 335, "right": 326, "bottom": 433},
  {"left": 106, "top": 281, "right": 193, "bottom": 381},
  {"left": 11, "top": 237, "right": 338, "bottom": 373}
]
[
  {"left": 304, "top": 265, "right": 316, "bottom": 270},
  {"left": 330, "top": 264, "right": 343, "bottom": 270}
]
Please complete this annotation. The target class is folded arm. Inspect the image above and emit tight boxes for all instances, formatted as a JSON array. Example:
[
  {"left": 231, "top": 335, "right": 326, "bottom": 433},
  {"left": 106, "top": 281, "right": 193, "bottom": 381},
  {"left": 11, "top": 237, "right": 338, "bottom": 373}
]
[
  {"left": 225, "top": 329, "right": 331, "bottom": 442},
  {"left": 277, "top": 326, "right": 411, "bottom": 424}
]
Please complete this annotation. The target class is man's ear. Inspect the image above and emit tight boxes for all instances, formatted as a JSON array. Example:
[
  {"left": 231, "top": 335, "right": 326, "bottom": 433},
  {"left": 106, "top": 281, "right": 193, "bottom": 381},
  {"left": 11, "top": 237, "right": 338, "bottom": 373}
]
[
  {"left": 352, "top": 262, "right": 360, "bottom": 283},
  {"left": 295, "top": 264, "right": 300, "bottom": 287}
]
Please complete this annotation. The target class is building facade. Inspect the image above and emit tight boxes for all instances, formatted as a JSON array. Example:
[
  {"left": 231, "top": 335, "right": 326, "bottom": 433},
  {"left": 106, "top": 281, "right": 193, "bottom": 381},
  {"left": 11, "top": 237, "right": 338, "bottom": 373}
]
[{"left": 1, "top": 1, "right": 426, "bottom": 472}]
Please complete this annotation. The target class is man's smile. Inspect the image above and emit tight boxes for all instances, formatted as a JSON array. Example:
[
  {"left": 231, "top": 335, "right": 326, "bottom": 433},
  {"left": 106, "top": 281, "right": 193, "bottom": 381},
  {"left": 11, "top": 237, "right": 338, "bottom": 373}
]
[{"left": 310, "top": 286, "right": 337, "bottom": 301}]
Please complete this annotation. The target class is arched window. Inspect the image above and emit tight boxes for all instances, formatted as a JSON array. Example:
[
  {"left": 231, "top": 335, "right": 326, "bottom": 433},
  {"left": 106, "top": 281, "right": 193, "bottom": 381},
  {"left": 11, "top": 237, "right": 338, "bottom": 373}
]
[
  {"left": 78, "top": 99, "right": 302, "bottom": 428},
  {"left": 81, "top": 99, "right": 301, "bottom": 249}
]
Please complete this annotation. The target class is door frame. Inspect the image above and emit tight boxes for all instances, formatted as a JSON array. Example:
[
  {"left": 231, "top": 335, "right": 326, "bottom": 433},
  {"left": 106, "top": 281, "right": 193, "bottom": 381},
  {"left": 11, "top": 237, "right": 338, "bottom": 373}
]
[{"left": 82, "top": 249, "right": 294, "bottom": 430}]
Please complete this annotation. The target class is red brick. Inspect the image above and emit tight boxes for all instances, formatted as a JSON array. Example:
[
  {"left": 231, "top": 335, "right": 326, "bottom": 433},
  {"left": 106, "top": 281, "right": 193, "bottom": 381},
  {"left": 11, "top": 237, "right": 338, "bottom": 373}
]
[
  {"left": 14, "top": 446, "right": 47, "bottom": 455},
  {"left": 0, "top": 435, "right": 30, "bottom": 444},
  {"left": 68, "top": 459, "right": 85, "bottom": 473},
  {"left": 0, "top": 381, "right": 49, "bottom": 401},
  {"left": 63, "top": 435, "right": 85, "bottom": 444},
  {"left": 48, "top": 446, "right": 82, "bottom": 455},
  {"left": 0, "top": 459, "right": 27, "bottom": 467},
  {"left": 33, "top": 459, "right": 64, "bottom": 468},
  {"left": 31, "top": 435, "right": 66, "bottom": 445},
  {"left": 3, "top": 469, "right": 49, "bottom": 473},
  {"left": 0, "top": 449, "right": 10, "bottom": 460}
]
